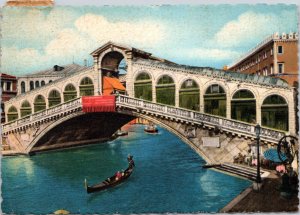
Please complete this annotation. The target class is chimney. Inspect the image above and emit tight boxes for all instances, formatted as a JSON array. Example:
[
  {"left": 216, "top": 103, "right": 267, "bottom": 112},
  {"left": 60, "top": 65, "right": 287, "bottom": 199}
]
[{"left": 84, "top": 59, "right": 87, "bottom": 66}]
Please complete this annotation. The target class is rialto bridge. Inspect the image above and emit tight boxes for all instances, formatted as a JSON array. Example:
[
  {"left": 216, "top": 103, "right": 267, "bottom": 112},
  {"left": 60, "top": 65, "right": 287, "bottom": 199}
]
[{"left": 2, "top": 42, "right": 297, "bottom": 162}]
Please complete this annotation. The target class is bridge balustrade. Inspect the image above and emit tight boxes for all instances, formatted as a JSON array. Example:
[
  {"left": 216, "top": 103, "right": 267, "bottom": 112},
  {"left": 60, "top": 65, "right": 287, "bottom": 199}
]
[
  {"left": 116, "top": 95, "right": 285, "bottom": 143},
  {"left": 2, "top": 98, "right": 82, "bottom": 134},
  {"left": 2, "top": 95, "right": 286, "bottom": 144}
]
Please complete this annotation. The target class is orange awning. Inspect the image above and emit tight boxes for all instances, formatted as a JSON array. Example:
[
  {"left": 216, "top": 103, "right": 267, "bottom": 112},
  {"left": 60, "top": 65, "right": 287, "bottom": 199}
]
[{"left": 103, "top": 76, "right": 126, "bottom": 95}]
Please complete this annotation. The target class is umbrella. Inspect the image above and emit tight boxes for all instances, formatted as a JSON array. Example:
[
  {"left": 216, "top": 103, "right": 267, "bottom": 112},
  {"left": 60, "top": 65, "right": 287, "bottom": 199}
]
[
  {"left": 54, "top": 209, "right": 70, "bottom": 215},
  {"left": 263, "top": 148, "right": 287, "bottom": 163}
]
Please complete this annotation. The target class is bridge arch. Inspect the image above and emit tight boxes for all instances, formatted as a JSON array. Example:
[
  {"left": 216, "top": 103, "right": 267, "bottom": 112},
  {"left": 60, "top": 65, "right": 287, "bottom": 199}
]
[
  {"left": 261, "top": 94, "right": 289, "bottom": 131},
  {"left": 179, "top": 78, "right": 200, "bottom": 111},
  {"left": 33, "top": 94, "right": 46, "bottom": 113},
  {"left": 203, "top": 82, "right": 227, "bottom": 117},
  {"left": 155, "top": 74, "right": 176, "bottom": 106},
  {"left": 231, "top": 89, "right": 256, "bottom": 123},
  {"left": 63, "top": 83, "right": 78, "bottom": 102},
  {"left": 79, "top": 76, "right": 94, "bottom": 96},
  {"left": 98, "top": 48, "right": 128, "bottom": 77},
  {"left": 20, "top": 100, "right": 32, "bottom": 118},
  {"left": 7, "top": 105, "right": 18, "bottom": 122},
  {"left": 133, "top": 71, "right": 153, "bottom": 101},
  {"left": 48, "top": 89, "right": 62, "bottom": 108}
]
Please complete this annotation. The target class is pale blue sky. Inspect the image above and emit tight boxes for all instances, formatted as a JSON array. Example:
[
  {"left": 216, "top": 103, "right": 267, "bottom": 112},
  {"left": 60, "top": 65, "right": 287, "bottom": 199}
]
[{"left": 1, "top": 4, "right": 298, "bottom": 75}]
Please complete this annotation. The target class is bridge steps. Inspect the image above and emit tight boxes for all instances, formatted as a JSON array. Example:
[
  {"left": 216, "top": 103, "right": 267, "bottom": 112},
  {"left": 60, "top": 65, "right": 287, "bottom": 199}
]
[{"left": 205, "top": 163, "right": 269, "bottom": 181}]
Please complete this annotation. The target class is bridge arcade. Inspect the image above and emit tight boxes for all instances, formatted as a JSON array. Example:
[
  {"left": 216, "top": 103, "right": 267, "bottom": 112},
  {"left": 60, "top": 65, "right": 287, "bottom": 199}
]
[{"left": 3, "top": 42, "right": 296, "bottom": 140}]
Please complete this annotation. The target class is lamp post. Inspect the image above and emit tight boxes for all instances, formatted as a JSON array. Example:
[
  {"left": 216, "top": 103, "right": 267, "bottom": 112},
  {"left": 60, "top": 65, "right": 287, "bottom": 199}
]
[{"left": 255, "top": 124, "right": 262, "bottom": 184}]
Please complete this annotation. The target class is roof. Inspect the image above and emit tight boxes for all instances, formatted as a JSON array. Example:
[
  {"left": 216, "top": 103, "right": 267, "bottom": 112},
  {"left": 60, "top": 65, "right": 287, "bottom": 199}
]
[
  {"left": 20, "top": 64, "right": 88, "bottom": 78},
  {"left": 103, "top": 76, "right": 126, "bottom": 95},
  {"left": 90, "top": 41, "right": 176, "bottom": 65},
  {"left": 0, "top": 73, "right": 17, "bottom": 79},
  {"left": 134, "top": 58, "right": 290, "bottom": 88}
]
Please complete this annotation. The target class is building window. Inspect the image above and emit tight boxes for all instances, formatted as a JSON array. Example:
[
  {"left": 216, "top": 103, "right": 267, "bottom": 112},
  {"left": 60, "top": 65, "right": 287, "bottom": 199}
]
[
  {"left": 270, "top": 48, "right": 273, "bottom": 55},
  {"left": 35, "top": 81, "right": 40, "bottom": 88},
  {"left": 270, "top": 65, "right": 273, "bottom": 74},
  {"left": 278, "top": 63, "right": 284, "bottom": 74},
  {"left": 41, "top": 80, "right": 45, "bottom": 86},
  {"left": 6, "top": 82, "right": 11, "bottom": 91},
  {"left": 21, "top": 81, "right": 26, "bottom": 93},
  {"left": 49, "top": 80, "right": 53, "bottom": 83},
  {"left": 30, "top": 81, "right": 34, "bottom": 90},
  {"left": 278, "top": 46, "right": 283, "bottom": 54}
]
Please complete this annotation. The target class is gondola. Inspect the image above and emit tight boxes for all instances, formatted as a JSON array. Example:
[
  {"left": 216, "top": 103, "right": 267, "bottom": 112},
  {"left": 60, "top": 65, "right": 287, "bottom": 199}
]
[
  {"left": 144, "top": 124, "right": 158, "bottom": 133},
  {"left": 116, "top": 129, "right": 128, "bottom": 136},
  {"left": 84, "top": 157, "right": 134, "bottom": 194}
]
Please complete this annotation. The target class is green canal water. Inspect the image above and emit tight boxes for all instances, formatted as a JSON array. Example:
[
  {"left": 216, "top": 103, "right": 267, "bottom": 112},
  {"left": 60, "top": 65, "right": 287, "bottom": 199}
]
[{"left": 1, "top": 124, "right": 251, "bottom": 214}]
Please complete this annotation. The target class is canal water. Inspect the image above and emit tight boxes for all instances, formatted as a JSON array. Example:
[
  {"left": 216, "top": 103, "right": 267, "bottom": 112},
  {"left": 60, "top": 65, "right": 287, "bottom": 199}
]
[{"left": 2, "top": 125, "right": 251, "bottom": 214}]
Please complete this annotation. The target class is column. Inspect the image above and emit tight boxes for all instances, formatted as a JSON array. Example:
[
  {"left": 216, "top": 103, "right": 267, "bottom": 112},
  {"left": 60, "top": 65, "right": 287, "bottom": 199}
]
[
  {"left": 93, "top": 56, "right": 101, "bottom": 95},
  {"left": 256, "top": 99, "right": 262, "bottom": 125},
  {"left": 152, "top": 79, "right": 156, "bottom": 103},
  {"left": 175, "top": 84, "right": 179, "bottom": 107}
]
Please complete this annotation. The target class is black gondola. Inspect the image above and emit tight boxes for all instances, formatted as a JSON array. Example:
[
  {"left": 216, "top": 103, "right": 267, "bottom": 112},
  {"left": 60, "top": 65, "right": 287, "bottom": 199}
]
[{"left": 84, "top": 157, "right": 134, "bottom": 194}]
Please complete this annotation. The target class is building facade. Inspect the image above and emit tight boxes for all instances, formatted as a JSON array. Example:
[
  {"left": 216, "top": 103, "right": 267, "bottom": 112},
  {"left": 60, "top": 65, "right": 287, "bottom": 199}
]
[
  {"left": 1, "top": 73, "right": 17, "bottom": 123},
  {"left": 228, "top": 32, "right": 299, "bottom": 87},
  {"left": 17, "top": 64, "right": 89, "bottom": 95}
]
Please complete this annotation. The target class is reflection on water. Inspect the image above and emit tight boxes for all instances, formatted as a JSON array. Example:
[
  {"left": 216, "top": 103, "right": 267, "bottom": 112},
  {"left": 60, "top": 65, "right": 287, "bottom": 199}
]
[{"left": 2, "top": 125, "right": 251, "bottom": 214}]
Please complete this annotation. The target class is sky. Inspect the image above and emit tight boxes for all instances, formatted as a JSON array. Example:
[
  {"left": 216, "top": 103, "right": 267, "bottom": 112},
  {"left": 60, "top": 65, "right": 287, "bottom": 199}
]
[{"left": 1, "top": 4, "right": 298, "bottom": 75}]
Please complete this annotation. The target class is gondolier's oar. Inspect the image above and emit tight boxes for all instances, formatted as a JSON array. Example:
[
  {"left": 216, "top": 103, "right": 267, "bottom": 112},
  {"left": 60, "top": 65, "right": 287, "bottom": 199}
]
[{"left": 84, "top": 178, "right": 88, "bottom": 190}]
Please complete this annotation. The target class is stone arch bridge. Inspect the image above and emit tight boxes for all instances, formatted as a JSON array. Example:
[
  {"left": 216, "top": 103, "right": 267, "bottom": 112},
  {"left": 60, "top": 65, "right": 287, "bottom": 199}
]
[{"left": 2, "top": 42, "right": 297, "bottom": 162}]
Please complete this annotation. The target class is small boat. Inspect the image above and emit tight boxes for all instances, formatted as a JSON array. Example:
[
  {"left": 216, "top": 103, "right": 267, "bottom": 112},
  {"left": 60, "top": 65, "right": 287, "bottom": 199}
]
[
  {"left": 84, "top": 157, "right": 134, "bottom": 194},
  {"left": 144, "top": 124, "right": 158, "bottom": 133},
  {"left": 116, "top": 129, "right": 128, "bottom": 136}
]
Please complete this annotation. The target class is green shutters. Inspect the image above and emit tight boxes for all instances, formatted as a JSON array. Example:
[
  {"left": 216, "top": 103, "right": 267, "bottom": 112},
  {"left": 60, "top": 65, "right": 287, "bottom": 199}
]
[
  {"left": 134, "top": 73, "right": 152, "bottom": 101},
  {"left": 64, "top": 84, "right": 77, "bottom": 102},
  {"left": 179, "top": 79, "right": 199, "bottom": 110},
  {"left": 80, "top": 77, "right": 94, "bottom": 96},
  {"left": 20, "top": 101, "right": 32, "bottom": 117},
  {"left": 262, "top": 95, "right": 288, "bottom": 131},
  {"left": 34, "top": 95, "right": 46, "bottom": 112},
  {"left": 204, "top": 84, "right": 226, "bottom": 117},
  {"left": 156, "top": 75, "right": 175, "bottom": 106},
  {"left": 48, "top": 90, "right": 61, "bottom": 107},
  {"left": 7, "top": 106, "right": 18, "bottom": 122},
  {"left": 231, "top": 90, "right": 256, "bottom": 123}
]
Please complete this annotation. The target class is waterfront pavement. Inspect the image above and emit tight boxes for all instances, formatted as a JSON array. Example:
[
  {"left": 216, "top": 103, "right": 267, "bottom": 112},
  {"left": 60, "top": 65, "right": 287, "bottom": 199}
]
[{"left": 221, "top": 171, "right": 299, "bottom": 212}]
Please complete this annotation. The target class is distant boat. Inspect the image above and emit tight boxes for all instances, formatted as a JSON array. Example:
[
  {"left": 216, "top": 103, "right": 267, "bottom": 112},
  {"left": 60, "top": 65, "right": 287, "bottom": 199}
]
[
  {"left": 84, "top": 157, "right": 134, "bottom": 194},
  {"left": 116, "top": 129, "right": 128, "bottom": 136},
  {"left": 144, "top": 124, "right": 158, "bottom": 133}
]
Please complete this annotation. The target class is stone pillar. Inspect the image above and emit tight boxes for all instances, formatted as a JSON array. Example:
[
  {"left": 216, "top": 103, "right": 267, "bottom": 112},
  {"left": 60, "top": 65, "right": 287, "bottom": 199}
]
[
  {"left": 226, "top": 93, "right": 231, "bottom": 119},
  {"left": 152, "top": 79, "right": 156, "bottom": 103},
  {"left": 199, "top": 90, "right": 204, "bottom": 113},
  {"left": 288, "top": 90, "right": 296, "bottom": 134},
  {"left": 94, "top": 56, "right": 101, "bottom": 95},
  {"left": 126, "top": 59, "right": 134, "bottom": 97},
  {"left": 175, "top": 83, "right": 179, "bottom": 107},
  {"left": 256, "top": 99, "right": 262, "bottom": 125}
]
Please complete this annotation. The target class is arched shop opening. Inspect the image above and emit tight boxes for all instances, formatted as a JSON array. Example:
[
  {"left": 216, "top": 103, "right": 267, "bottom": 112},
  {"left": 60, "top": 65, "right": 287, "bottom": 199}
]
[
  {"left": 64, "top": 84, "right": 77, "bottom": 102},
  {"left": 20, "top": 100, "right": 32, "bottom": 118},
  {"left": 34, "top": 95, "right": 46, "bottom": 112},
  {"left": 156, "top": 75, "right": 175, "bottom": 106},
  {"left": 179, "top": 79, "right": 199, "bottom": 111},
  {"left": 7, "top": 106, "right": 18, "bottom": 122},
  {"left": 134, "top": 72, "right": 152, "bottom": 101},
  {"left": 79, "top": 77, "right": 94, "bottom": 96},
  {"left": 48, "top": 90, "right": 61, "bottom": 107},
  {"left": 101, "top": 51, "right": 127, "bottom": 95},
  {"left": 262, "top": 95, "right": 288, "bottom": 131},
  {"left": 204, "top": 84, "right": 226, "bottom": 117},
  {"left": 231, "top": 89, "right": 256, "bottom": 123}
]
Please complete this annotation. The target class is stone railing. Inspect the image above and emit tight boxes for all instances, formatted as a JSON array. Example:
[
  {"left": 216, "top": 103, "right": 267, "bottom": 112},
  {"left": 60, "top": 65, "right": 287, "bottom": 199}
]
[
  {"left": 115, "top": 95, "right": 286, "bottom": 143},
  {"left": 2, "top": 98, "right": 82, "bottom": 134}
]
